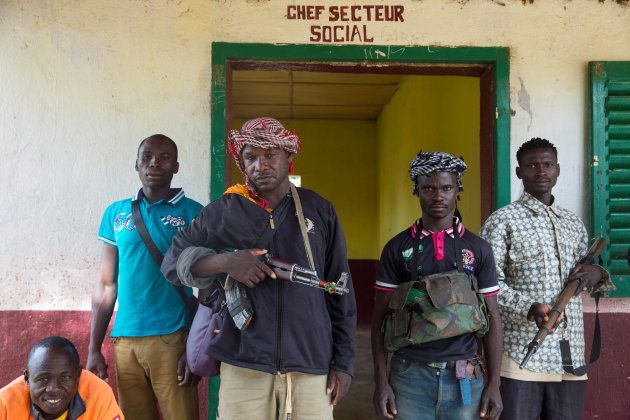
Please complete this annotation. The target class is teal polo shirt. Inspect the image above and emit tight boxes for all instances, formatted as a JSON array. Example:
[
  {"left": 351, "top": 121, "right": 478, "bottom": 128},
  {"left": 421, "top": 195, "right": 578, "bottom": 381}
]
[{"left": 98, "top": 188, "right": 203, "bottom": 337}]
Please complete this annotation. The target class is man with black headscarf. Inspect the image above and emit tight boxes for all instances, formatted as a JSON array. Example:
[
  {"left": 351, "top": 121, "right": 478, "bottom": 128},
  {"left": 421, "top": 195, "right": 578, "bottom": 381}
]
[
  {"left": 371, "top": 151, "right": 503, "bottom": 420},
  {"left": 161, "top": 117, "right": 356, "bottom": 420}
]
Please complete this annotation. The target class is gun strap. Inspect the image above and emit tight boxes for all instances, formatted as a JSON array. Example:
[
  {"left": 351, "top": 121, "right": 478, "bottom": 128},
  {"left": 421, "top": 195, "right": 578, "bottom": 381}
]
[
  {"left": 290, "top": 183, "right": 315, "bottom": 271},
  {"left": 131, "top": 198, "right": 196, "bottom": 322},
  {"left": 560, "top": 293, "right": 601, "bottom": 376}
]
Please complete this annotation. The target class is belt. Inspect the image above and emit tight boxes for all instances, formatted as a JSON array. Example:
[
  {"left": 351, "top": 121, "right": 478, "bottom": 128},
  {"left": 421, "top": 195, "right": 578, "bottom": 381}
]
[{"left": 427, "top": 358, "right": 479, "bottom": 370}]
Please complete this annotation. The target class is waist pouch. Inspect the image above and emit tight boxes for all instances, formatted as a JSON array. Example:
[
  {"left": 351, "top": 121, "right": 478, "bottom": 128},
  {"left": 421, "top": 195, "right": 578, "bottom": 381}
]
[{"left": 383, "top": 270, "right": 489, "bottom": 352}]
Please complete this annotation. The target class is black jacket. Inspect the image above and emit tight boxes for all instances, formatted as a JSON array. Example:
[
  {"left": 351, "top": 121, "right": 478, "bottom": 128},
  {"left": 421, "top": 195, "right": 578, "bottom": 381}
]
[{"left": 162, "top": 188, "right": 356, "bottom": 376}]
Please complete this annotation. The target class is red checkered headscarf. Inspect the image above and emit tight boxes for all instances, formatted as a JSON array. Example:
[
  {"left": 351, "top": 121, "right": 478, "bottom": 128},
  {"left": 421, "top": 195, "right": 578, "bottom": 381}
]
[{"left": 227, "top": 117, "right": 302, "bottom": 208}]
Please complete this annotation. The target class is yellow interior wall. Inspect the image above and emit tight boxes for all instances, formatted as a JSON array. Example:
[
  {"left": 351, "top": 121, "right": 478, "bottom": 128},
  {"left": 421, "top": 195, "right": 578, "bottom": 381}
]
[
  {"left": 376, "top": 76, "right": 480, "bottom": 249},
  {"left": 230, "top": 119, "right": 378, "bottom": 260},
  {"left": 231, "top": 76, "right": 479, "bottom": 259}
]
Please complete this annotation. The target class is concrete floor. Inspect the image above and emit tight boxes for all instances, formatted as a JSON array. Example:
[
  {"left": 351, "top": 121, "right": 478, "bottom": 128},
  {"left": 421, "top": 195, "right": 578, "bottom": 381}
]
[{"left": 334, "top": 326, "right": 379, "bottom": 420}]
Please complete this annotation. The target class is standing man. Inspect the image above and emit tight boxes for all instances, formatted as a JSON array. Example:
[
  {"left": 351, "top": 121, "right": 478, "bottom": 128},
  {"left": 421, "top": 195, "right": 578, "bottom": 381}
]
[
  {"left": 372, "top": 151, "right": 503, "bottom": 420},
  {"left": 481, "top": 138, "right": 613, "bottom": 420},
  {"left": 87, "top": 134, "right": 202, "bottom": 420},
  {"left": 161, "top": 117, "right": 356, "bottom": 420}
]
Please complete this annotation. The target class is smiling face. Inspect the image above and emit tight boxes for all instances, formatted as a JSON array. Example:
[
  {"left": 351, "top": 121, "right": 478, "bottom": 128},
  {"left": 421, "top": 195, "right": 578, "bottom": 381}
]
[
  {"left": 416, "top": 171, "right": 458, "bottom": 230},
  {"left": 516, "top": 147, "right": 560, "bottom": 203},
  {"left": 135, "top": 137, "right": 179, "bottom": 190},
  {"left": 241, "top": 145, "right": 291, "bottom": 195},
  {"left": 26, "top": 347, "right": 80, "bottom": 419}
]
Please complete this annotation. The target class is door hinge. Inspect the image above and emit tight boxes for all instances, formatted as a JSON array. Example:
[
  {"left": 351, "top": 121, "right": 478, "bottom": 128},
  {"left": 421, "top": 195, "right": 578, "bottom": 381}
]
[
  {"left": 495, "top": 107, "right": 499, "bottom": 119},
  {"left": 593, "top": 155, "right": 599, "bottom": 166}
]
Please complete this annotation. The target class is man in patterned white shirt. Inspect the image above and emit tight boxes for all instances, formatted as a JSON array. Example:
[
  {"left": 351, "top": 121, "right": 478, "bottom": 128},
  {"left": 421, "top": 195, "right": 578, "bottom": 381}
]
[{"left": 481, "top": 138, "right": 612, "bottom": 420}]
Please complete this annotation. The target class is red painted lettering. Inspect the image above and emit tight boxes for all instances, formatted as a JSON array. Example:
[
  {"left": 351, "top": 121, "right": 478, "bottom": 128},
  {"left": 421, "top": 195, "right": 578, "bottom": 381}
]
[
  {"left": 334, "top": 25, "right": 344, "bottom": 42},
  {"left": 287, "top": 5, "right": 296, "bottom": 20},
  {"left": 351, "top": 5, "right": 361, "bottom": 21},
  {"left": 310, "top": 25, "right": 321, "bottom": 42},
  {"left": 394, "top": 5, "right": 404, "bottom": 22},
  {"left": 328, "top": 6, "right": 339, "bottom": 21},
  {"left": 363, "top": 5, "right": 374, "bottom": 20},
  {"left": 339, "top": 6, "right": 349, "bottom": 21},
  {"left": 314, "top": 5, "right": 324, "bottom": 19},
  {"left": 374, "top": 5, "right": 384, "bottom": 21}
]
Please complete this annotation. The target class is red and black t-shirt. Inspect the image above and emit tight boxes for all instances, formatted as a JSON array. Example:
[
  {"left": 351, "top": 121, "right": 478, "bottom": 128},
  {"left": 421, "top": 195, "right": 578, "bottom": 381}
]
[{"left": 375, "top": 218, "right": 499, "bottom": 363}]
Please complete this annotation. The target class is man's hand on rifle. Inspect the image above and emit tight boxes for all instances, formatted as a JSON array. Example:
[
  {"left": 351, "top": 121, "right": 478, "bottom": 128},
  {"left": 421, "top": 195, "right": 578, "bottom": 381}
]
[
  {"left": 567, "top": 263, "right": 604, "bottom": 295},
  {"left": 527, "top": 303, "right": 564, "bottom": 332},
  {"left": 220, "top": 249, "right": 277, "bottom": 288}
]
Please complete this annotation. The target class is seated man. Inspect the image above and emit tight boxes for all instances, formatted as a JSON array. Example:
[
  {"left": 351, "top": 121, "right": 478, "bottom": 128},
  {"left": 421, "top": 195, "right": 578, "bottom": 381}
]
[{"left": 0, "top": 336, "right": 123, "bottom": 420}]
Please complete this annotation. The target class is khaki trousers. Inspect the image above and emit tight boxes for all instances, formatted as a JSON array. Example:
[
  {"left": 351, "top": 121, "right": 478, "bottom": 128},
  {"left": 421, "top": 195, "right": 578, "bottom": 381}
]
[
  {"left": 218, "top": 363, "right": 334, "bottom": 420},
  {"left": 113, "top": 330, "right": 199, "bottom": 420}
]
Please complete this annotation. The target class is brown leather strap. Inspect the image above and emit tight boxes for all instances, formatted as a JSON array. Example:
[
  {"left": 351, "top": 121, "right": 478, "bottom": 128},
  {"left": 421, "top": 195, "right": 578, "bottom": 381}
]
[{"left": 289, "top": 183, "right": 315, "bottom": 271}]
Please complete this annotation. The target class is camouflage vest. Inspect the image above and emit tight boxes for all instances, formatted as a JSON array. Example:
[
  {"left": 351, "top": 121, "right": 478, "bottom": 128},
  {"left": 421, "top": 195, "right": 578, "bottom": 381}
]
[{"left": 383, "top": 222, "right": 489, "bottom": 352}]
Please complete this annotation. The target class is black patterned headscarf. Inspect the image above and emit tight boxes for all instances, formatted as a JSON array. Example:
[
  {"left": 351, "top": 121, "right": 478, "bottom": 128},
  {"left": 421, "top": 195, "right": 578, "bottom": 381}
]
[{"left": 408, "top": 151, "right": 467, "bottom": 195}]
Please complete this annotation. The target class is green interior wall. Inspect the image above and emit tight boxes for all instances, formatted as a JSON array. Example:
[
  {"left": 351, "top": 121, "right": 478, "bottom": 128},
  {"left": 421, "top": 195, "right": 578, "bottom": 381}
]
[
  {"left": 231, "top": 119, "right": 379, "bottom": 260},
  {"left": 376, "top": 76, "right": 481, "bottom": 249}
]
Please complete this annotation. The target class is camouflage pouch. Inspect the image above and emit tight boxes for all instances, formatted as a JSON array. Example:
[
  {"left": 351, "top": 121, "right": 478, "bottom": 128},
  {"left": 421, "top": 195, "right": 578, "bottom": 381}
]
[{"left": 383, "top": 270, "right": 489, "bottom": 352}]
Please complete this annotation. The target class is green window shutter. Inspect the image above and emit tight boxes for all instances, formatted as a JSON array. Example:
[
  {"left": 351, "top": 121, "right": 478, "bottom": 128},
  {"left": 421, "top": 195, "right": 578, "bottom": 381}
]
[{"left": 590, "top": 61, "right": 630, "bottom": 297}]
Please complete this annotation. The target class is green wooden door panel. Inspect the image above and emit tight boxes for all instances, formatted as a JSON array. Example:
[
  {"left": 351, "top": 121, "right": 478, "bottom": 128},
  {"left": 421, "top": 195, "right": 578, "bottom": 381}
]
[{"left": 590, "top": 61, "right": 630, "bottom": 297}]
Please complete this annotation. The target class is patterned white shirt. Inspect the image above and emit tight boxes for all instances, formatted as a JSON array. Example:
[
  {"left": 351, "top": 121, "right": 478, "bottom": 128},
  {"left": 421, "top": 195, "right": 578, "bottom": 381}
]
[{"left": 481, "top": 192, "right": 610, "bottom": 375}]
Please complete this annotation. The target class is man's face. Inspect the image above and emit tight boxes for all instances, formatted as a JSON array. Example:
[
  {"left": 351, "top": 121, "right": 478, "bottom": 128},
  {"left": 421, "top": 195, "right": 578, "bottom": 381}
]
[
  {"left": 516, "top": 148, "right": 560, "bottom": 198},
  {"left": 416, "top": 172, "right": 458, "bottom": 222},
  {"left": 135, "top": 138, "right": 179, "bottom": 190},
  {"left": 241, "top": 145, "right": 291, "bottom": 194},
  {"left": 26, "top": 348, "right": 80, "bottom": 419}
]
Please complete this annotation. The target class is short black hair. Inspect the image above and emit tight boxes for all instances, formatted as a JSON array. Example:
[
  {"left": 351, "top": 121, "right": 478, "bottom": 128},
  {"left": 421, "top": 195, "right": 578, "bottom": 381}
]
[
  {"left": 28, "top": 336, "right": 80, "bottom": 369},
  {"left": 137, "top": 134, "right": 178, "bottom": 160},
  {"left": 516, "top": 137, "right": 557, "bottom": 164}
]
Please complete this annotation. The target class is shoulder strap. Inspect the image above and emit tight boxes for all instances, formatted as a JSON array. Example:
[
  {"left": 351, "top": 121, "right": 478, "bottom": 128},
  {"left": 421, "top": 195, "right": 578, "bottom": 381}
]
[
  {"left": 290, "top": 183, "right": 315, "bottom": 271},
  {"left": 131, "top": 199, "right": 196, "bottom": 319},
  {"left": 560, "top": 293, "right": 601, "bottom": 375}
]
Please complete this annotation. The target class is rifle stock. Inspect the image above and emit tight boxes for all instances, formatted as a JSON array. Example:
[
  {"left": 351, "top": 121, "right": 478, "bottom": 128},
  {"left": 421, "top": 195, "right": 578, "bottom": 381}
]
[{"left": 519, "top": 237, "right": 606, "bottom": 369}]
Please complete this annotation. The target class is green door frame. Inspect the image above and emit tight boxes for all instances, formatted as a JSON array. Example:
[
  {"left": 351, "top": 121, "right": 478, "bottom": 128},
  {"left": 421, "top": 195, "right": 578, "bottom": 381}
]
[{"left": 210, "top": 42, "right": 511, "bottom": 207}]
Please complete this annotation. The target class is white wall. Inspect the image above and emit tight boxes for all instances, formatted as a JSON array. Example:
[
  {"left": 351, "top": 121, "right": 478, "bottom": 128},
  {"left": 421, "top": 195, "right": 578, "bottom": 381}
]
[{"left": 1, "top": 0, "right": 629, "bottom": 309}]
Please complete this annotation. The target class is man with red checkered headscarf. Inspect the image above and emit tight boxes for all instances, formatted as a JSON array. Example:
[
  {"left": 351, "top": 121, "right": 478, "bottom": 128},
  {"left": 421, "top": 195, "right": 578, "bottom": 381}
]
[{"left": 162, "top": 118, "right": 357, "bottom": 420}]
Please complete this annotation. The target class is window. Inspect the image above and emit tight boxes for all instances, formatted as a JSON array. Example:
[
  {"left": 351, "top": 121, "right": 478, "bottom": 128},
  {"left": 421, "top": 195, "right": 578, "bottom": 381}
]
[{"left": 590, "top": 61, "right": 630, "bottom": 297}]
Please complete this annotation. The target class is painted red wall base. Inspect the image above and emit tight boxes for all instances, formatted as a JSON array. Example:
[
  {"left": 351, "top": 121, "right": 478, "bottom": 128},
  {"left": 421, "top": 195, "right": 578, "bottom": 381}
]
[
  {"left": 2, "top": 309, "right": 628, "bottom": 419},
  {"left": 582, "top": 312, "right": 630, "bottom": 419},
  {"left": 348, "top": 259, "right": 378, "bottom": 325},
  {"left": 0, "top": 311, "right": 208, "bottom": 419}
]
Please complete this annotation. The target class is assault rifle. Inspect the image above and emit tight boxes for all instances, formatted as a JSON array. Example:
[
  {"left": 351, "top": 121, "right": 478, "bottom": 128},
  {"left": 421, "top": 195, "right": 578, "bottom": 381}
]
[
  {"left": 519, "top": 237, "right": 607, "bottom": 369},
  {"left": 265, "top": 255, "right": 350, "bottom": 295},
  {"left": 224, "top": 253, "right": 350, "bottom": 330}
]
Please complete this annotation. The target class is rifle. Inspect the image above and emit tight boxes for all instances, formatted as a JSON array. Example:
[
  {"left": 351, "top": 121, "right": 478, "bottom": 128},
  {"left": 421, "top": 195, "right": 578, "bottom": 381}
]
[
  {"left": 224, "top": 253, "right": 350, "bottom": 331},
  {"left": 265, "top": 254, "right": 350, "bottom": 295},
  {"left": 519, "top": 237, "right": 607, "bottom": 369}
]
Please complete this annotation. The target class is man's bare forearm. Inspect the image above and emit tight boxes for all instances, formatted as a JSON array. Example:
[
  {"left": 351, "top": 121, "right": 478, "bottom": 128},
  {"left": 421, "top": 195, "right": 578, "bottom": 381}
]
[
  {"left": 482, "top": 297, "right": 503, "bottom": 387},
  {"left": 89, "top": 282, "right": 117, "bottom": 352}
]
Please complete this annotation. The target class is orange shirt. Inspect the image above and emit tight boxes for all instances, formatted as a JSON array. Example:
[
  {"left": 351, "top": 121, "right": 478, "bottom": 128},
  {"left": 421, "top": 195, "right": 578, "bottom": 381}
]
[{"left": 0, "top": 370, "right": 123, "bottom": 420}]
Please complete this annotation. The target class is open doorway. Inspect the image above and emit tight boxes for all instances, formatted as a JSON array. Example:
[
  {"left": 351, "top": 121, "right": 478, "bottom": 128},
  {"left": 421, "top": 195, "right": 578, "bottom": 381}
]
[
  {"left": 227, "top": 66, "right": 490, "bottom": 325},
  {"left": 211, "top": 43, "right": 511, "bottom": 324},
  {"left": 209, "top": 42, "right": 511, "bottom": 420}
]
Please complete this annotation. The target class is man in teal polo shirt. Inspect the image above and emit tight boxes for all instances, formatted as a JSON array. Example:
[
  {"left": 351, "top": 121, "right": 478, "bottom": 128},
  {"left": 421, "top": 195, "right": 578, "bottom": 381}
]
[{"left": 87, "top": 134, "right": 203, "bottom": 420}]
